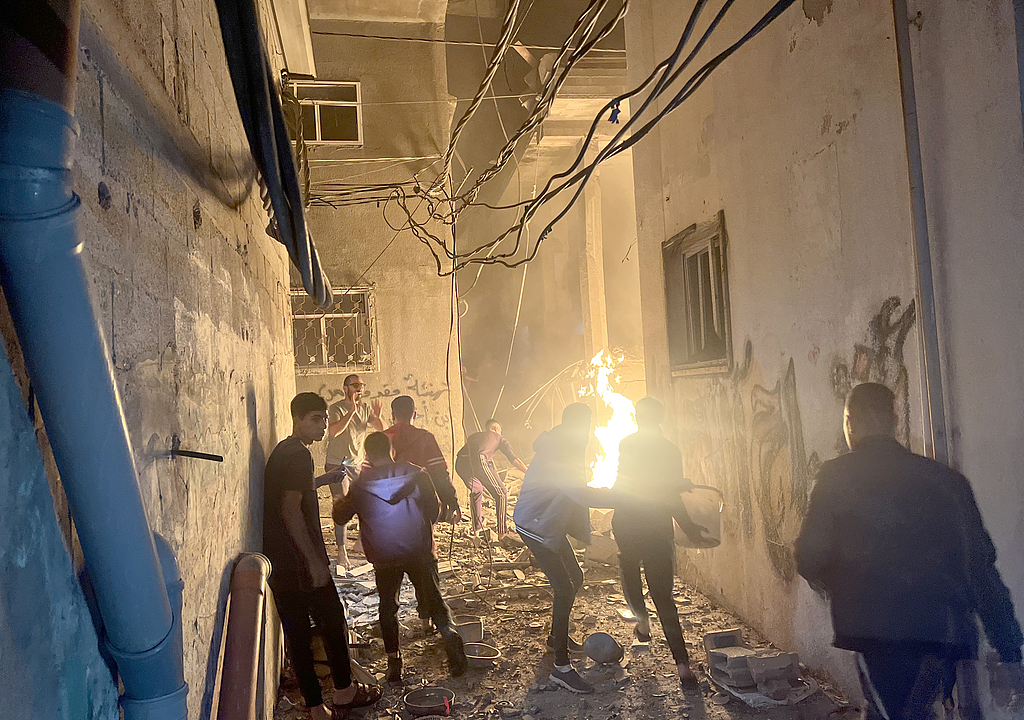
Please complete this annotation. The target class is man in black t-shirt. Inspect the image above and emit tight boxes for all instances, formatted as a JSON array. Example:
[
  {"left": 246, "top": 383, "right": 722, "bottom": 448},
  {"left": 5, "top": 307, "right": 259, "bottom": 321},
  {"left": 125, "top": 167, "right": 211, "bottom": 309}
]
[{"left": 263, "top": 393, "right": 381, "bottom": 718}]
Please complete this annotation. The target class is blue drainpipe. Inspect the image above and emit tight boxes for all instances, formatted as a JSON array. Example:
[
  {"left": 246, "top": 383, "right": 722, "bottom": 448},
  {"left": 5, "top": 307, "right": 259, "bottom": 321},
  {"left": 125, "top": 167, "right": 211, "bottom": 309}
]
[{"left": 0, "top": 88, "right": 188, "bottom": 719}]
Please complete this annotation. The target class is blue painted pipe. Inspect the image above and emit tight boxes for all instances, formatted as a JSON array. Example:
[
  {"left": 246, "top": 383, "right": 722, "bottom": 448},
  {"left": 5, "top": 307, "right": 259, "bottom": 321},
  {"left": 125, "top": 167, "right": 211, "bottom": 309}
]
[{"left": 0, "top": 88, "right": 188, "bottom": 719}]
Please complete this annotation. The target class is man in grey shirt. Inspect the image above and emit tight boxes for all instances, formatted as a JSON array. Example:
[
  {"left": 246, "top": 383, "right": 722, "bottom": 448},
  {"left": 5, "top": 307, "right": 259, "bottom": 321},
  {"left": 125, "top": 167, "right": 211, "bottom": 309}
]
[{"left": 325, "top": 374, "right": 383, "bottom": 568}]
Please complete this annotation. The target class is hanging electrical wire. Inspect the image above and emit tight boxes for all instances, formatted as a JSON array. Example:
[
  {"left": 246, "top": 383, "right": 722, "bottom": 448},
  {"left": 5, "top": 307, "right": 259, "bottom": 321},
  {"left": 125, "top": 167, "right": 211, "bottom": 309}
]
[
  {"left": 305, "top": 0, "right": 798, "bottom": 283},
  {"left": 397, "top": 0, "right": 798, "bottom": 275}
]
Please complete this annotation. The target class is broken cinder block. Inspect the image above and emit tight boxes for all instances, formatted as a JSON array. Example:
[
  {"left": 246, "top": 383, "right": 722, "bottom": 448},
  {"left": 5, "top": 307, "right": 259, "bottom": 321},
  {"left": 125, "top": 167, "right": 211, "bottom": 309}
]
[{"left": 703, "top": 627, "right": 744, "bottom": 655}]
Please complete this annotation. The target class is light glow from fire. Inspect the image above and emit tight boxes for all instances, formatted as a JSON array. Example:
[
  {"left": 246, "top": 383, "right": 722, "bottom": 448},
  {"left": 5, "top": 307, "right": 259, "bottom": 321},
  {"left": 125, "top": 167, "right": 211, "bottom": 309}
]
[{"left": 582, "top": 350, "right": 637, "bottom": 488}]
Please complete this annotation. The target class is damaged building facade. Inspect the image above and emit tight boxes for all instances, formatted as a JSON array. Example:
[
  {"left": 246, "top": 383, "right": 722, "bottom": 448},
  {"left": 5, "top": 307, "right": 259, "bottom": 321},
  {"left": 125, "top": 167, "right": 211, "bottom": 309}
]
[
  {"left": 626, "top": 0, "right": 1024, "bottom": 696},
  {"left": 3, "top": 0, "right": 1024, "bottom": 717}
]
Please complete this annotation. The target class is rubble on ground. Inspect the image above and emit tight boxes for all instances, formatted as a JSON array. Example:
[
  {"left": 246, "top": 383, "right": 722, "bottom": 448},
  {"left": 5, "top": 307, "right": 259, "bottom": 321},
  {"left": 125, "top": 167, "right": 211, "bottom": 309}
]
[{"left": 269, "top": 494, "right": 857, "bottom": 720}]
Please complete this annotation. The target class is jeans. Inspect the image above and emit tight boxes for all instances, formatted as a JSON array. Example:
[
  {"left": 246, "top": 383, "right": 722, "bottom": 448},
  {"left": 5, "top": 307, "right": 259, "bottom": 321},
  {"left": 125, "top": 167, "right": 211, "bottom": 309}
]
[
  {"left": 375, "top": 559, "right": 453, "bottom": 654},
  {"left": 518, "top": 532, "right": 583, "bottom": 666},
  {"left": 274, "top": 585, "right": 352, "bottom": 707},
  {"left": 613, "top": 519, "right": 689, "bottom": 665}
]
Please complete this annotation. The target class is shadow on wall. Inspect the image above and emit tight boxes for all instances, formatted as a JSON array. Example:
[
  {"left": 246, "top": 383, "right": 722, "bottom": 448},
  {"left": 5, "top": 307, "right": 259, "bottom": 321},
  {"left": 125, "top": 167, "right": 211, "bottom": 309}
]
[{"left": 675, "top": 297, "right": 916, "bottom": 582}]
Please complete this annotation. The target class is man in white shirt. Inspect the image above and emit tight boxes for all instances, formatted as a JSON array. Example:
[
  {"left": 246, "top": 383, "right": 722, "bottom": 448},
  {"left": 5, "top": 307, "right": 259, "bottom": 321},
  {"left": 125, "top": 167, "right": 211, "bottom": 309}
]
[{"left": 325, "top": 374, "right": 383, "bottom": 568}]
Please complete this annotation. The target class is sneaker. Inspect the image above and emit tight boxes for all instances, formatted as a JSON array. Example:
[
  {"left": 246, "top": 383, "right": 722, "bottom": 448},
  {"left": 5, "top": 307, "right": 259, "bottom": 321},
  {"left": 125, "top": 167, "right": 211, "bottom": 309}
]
[
  {"left": 546, "top": 635, "right": 585, "bottom": 653},
  {"left": 385, "top": 655, "right": 402, "bottom": 684},
  {"left": 440, "top": 628, "right": 468, "bottom": 677},
  {"left": 549, "top": 666, "right": 594, "bottom": 694}
]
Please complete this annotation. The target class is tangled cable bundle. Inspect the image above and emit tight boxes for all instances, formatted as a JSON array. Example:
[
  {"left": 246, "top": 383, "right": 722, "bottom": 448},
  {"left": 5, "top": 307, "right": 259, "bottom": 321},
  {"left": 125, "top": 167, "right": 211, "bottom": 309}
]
[{"left": 312, "top": 0, "right": 798, "bottom": 278}]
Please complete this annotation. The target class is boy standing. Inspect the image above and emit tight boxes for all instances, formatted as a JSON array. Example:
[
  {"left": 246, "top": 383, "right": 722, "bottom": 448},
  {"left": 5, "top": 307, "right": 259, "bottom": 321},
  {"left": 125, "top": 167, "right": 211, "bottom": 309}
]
[
  {"left": 263, "top": 393, "right": 382, "bottom": 718},
  {"left": 334, "top": 432, "right": 468, "bottom": 683}
]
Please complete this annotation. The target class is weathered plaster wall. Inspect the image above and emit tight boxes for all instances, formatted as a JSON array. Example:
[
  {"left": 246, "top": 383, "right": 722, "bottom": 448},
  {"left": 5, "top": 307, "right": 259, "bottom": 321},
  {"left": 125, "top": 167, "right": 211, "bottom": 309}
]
[
  {"left": 626, "top": 0, "right": 925, "bottom": 694},
  {"left": 297, "top": 203, "right": 464, "bottom": 466},
  {"left": 0, "top": 0, "right": 297, "bottom": 715},
  {"left": 297, "top": 22, "right": 463, "bottom": 466},
  {"left": 910, "top": 0, "right": 1024, "bottom": 657}
]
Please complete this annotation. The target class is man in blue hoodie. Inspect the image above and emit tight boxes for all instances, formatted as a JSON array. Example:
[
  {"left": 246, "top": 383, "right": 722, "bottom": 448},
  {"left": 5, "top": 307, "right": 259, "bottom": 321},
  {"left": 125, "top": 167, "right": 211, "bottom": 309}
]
[
  {"left": 333, "top": 432, "right": 468, "bottom": 684},
  {"left": 513, "top": 403, "right": 612, "bottom": 694}
]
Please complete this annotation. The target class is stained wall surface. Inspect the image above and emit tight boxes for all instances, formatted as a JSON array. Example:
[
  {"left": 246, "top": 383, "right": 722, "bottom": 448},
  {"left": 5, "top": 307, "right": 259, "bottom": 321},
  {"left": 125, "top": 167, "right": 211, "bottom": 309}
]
[
  {"left": 295, "top": 23, "right": 464, "bottom": 467},
  {"left": 0, "top": 0, "right": 299, "bottom": 715},
  {"left": 625, "top": 0, "right": 925, "bottom": 694},
  {"left": 628, "top": 0, "right": 1024, "bottom": 699}
]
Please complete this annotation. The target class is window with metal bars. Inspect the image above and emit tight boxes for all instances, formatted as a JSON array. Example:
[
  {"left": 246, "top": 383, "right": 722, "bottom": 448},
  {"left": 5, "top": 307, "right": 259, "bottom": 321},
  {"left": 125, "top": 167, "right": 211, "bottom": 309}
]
[
  {"left": 662, "top": 211, "right": 733, "bottom": 375},
  {"left": 291, "top": 288, "right": 376, "bottom": 373},
  {"left": 291, "top": 81, "right": 362, "bottom": 145}
]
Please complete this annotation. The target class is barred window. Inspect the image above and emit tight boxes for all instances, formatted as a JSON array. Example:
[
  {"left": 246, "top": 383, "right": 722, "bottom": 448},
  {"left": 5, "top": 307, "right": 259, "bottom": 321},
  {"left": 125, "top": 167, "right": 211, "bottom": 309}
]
[
  {"left": 663, "top": 210, "right": 733, "bottom": 375},
  {"left": 291, "top": 289, "right": 376, "bottom": 373},
  {"left": 291, "top": 81, "right": 362, "bottom": 145}
]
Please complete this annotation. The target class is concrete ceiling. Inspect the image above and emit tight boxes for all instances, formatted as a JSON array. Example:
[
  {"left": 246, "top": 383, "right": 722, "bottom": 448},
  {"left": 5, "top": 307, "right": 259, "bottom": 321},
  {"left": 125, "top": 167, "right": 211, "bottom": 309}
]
[{"left": 307, "top": 0, "right": 449, "bottom": 24}]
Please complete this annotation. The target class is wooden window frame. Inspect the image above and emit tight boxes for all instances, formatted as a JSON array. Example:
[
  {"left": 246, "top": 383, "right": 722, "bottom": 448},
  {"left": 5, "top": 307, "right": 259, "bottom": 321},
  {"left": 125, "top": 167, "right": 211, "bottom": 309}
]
[{"left": 662, "top": 210, "right": 734, "bottom": 377}]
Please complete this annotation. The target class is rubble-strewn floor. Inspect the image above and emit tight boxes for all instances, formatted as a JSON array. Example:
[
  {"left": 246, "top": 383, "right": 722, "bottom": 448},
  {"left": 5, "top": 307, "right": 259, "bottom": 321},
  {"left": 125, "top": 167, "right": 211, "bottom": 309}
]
[{"left": 272, "top": 494, "right": 857, "bottom": 720}]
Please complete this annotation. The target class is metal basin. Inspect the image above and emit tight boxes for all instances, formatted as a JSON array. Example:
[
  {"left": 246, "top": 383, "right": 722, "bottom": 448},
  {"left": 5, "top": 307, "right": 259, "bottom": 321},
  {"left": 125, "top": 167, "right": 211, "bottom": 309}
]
[
  {"left": 464, "top": 642, "right": 501, "bottom": 668},
  {"left": 403, "top": 686, "right": 455, "bottom": 717}
]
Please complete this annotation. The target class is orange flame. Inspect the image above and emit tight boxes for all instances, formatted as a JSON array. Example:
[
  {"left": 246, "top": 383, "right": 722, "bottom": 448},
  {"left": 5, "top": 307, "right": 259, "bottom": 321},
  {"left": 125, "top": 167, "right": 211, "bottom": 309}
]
[{"left": 580, "top": 350, "right": 637, "bottom": 488}]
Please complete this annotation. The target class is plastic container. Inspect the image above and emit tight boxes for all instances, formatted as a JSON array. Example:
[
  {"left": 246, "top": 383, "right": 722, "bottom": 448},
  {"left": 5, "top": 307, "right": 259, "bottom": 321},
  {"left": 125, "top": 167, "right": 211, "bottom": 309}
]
[
  {"left": 452, "top": 615, "right": 484, "bottom": 643},
  {"left": 674, "top": 485, "right": 724, "bottom": 548}
]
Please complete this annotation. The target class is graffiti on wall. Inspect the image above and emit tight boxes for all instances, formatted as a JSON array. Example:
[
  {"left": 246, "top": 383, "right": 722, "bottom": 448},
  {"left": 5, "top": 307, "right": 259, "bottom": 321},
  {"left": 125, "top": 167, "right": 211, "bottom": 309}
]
[
  {"left": 677, "top": 342, "right": 816, "bottom": 582},
  {"left": 675, "top": 296, "right": 916, "bottom": 582},
  {"left": 830, "top": 296, "right": 916, "bottom": 445},
  {"left": 319, "top": 374, "right": 452, "bottom": 432}
]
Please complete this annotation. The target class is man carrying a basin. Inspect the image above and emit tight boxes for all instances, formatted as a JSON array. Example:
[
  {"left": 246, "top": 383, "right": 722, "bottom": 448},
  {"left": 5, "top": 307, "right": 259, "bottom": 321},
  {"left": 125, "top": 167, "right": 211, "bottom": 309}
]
[{"left": 613, "top": 397, "right": 710, "bottom": 687}]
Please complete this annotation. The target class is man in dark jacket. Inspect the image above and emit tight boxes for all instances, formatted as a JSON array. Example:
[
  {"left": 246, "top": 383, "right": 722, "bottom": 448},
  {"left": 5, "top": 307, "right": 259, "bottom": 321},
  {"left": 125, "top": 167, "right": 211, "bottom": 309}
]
[
  {"left": 333, "top": 432, "right": 468, "bottom": 683},
  {"left": 513, "top": 403, "right": 613, "bottom": 694},
  {"left": 796, "top": 382, "right": 1023, "bottom": 719}
]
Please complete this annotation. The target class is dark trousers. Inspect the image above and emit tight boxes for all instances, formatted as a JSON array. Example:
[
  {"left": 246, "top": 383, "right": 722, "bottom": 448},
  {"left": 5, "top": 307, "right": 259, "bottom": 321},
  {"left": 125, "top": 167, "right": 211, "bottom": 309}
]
[
  {"left": 857, "top": 643, "right": 974, "bottom": 720},
  {"left": 456, "top": 455, "right": 509, "bottom": 536},
  {"left": 518, "top": 532, "right": 583, "bottom": 666},
  {"left": 412, "top": 557, "right": 442, "bottom": 620},
  {"left": 614, "top": 521, "right": 689, "bottom": 665},
  {"left": 274, "top": 585, "right": 352, "bottom": 708},
  {"left": 375, "top": 558, "right": 453, "bottom": 654}
]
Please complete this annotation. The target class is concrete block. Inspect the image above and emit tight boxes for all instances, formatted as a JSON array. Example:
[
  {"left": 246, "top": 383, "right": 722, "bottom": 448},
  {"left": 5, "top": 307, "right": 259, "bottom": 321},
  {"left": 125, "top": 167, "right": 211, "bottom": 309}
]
[
  {"left": 584, "top": 533, "right": 619, "bottom": 564},
  {"left": 748, "top": 652, "right": 800, "bottom": 683},
  {"left": 703, "top": 627, "right": 744, "bottom": 655}
]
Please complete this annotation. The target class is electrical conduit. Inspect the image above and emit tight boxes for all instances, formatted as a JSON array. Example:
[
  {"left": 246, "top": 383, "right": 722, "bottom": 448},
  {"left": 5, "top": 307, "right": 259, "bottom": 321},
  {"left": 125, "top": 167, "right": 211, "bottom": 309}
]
[{"left": 0, "top": 0, "right": 187, "bottom": 714}]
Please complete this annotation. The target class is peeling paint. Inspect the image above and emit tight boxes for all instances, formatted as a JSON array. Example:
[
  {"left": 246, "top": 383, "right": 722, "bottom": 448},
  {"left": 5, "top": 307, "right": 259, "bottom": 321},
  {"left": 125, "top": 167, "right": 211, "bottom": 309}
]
[{"left": 802, "top": 0, "right": 833, "bottom": 26}]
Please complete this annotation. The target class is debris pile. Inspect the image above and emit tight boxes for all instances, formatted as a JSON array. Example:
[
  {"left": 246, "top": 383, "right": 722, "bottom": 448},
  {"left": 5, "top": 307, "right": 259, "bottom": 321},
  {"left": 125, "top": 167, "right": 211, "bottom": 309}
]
[{"left": 704, "top": 629, "right": 819, "bottom": 708}]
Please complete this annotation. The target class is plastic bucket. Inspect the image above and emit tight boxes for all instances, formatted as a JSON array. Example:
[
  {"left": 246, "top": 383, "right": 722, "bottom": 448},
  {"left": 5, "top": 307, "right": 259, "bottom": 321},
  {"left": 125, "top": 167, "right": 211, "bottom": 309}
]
[{"left": 674, "top": 485, "right": 724, "bottom": 548}]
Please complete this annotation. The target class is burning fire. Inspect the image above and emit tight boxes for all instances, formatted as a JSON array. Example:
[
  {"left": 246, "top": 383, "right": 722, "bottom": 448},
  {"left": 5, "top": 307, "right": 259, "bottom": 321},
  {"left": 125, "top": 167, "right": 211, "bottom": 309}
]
[{"left": 581, "top": 350, "right": 637, "bottom": 488}]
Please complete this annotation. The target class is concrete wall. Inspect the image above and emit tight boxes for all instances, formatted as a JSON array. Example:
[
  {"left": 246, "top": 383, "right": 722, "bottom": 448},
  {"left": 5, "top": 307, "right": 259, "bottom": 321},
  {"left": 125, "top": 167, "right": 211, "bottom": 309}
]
[
  {"left": 0, "top": 0, "right": 298, "bottom": 715},
  {"left": 625, "top": 0, "right": 926, "bottom": 694},
  {"left": 297, "top": 24, "right": 463, "bottom": 464},
  {"left": 910, "top": 0, "right": 1024, "bottom": 657}
]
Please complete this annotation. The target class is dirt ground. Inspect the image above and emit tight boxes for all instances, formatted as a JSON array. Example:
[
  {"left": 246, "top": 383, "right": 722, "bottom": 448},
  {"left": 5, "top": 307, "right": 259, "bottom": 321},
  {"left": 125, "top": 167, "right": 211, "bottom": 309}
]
[{"left": 272, "top": 491, "right": 858, "bottom": 720}]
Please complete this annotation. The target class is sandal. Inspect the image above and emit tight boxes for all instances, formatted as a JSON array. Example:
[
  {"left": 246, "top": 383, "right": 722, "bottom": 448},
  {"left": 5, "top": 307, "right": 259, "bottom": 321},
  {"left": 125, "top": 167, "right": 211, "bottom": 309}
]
[
  {"left": 633, "top": 624, "right": 652, "bottom": 643},
  {"left": 331, "top": 681, "right": 383, "bottom": 714}
]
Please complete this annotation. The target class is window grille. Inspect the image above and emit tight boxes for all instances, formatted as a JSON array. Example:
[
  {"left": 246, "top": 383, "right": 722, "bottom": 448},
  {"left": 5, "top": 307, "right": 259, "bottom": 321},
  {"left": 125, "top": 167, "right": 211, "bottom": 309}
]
[
  {"left": 662, "top": 210, "right": 733, "bottom": 375},
  {"left": 291, "top": 81, "right": 362, "bottom": 145},
  {"left": 291, "top": 288, "right": 376, "bottom": 373}
]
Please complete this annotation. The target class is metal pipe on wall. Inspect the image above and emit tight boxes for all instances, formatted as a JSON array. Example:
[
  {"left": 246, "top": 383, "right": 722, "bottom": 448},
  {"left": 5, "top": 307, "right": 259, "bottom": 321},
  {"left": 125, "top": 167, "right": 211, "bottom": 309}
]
[
  {"left": 891, "top": 0, "right": 949, "bottom": 464},
  {"left": 217, "top": 554, "right": 272, "bottom": 720},
  {"left": 0, "top": 0, "right": 187, "bottom": 716}
]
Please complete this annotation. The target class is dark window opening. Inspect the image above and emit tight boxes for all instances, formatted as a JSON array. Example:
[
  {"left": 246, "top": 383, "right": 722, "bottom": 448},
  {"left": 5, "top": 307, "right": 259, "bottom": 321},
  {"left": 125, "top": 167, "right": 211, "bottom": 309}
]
[{"left": 663, "top": 210, "right": 733, "bottom": 374}]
